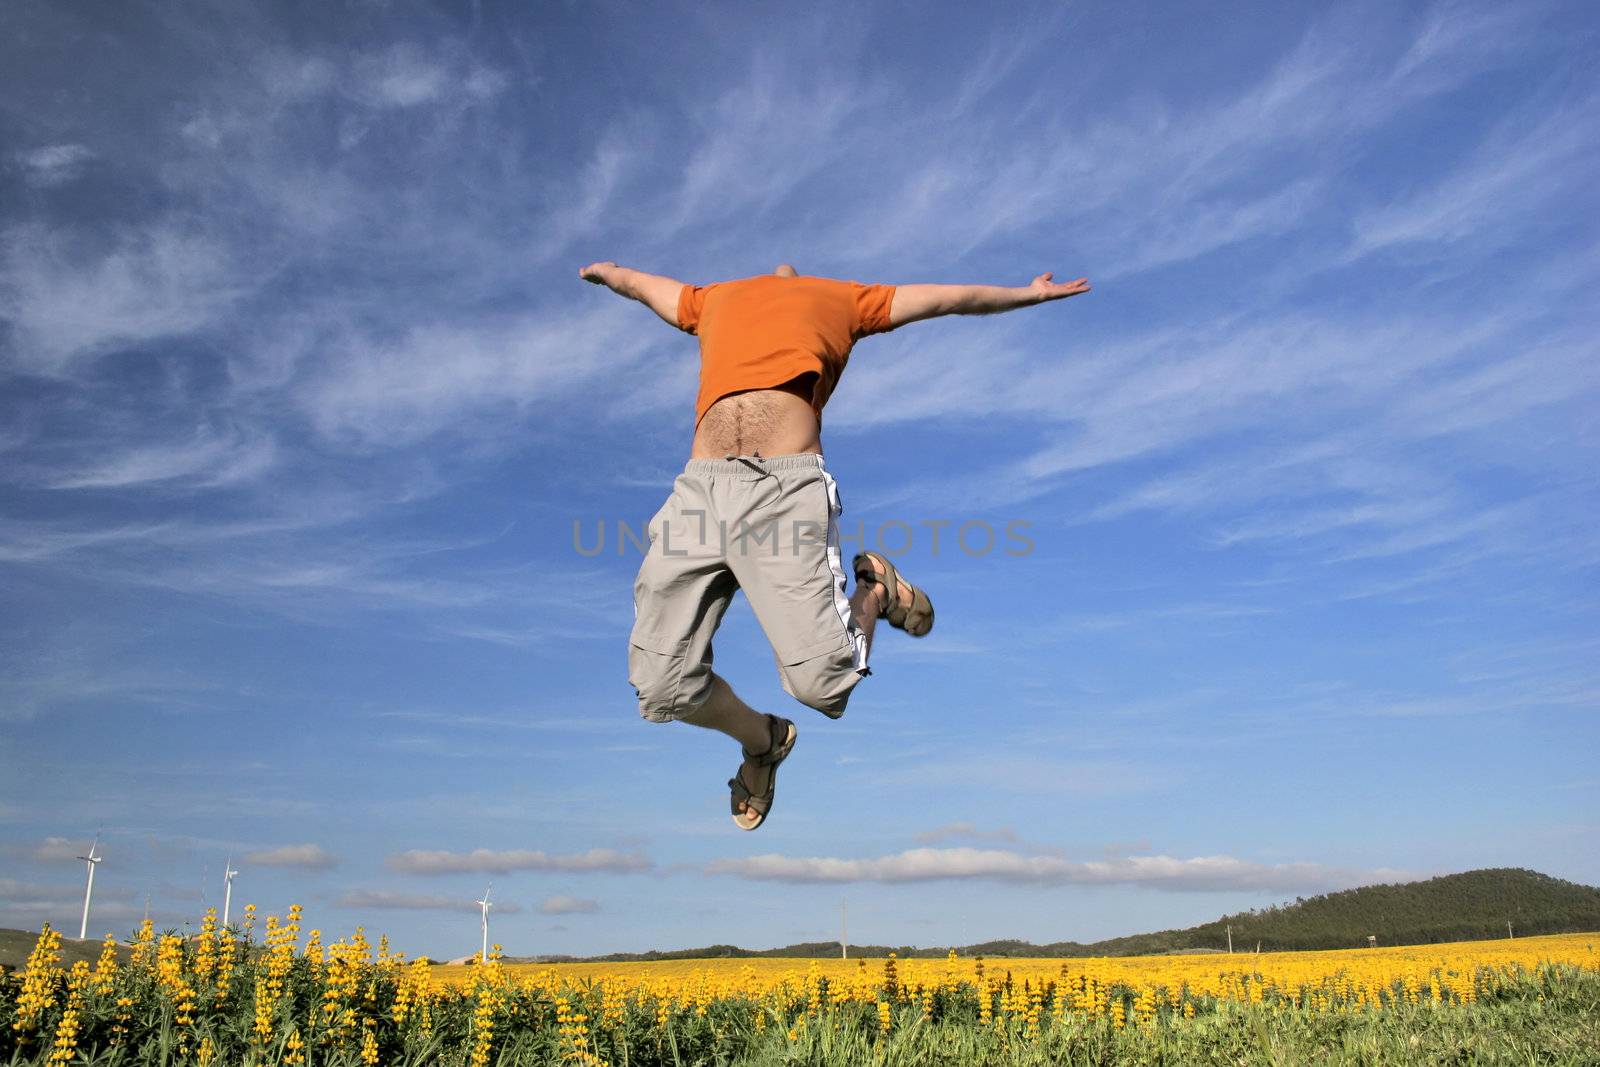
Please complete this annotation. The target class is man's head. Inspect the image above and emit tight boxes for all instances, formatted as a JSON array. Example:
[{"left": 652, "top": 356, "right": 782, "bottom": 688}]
[{"left": 773, "top": 263, "right": 798, "bottom": 278}]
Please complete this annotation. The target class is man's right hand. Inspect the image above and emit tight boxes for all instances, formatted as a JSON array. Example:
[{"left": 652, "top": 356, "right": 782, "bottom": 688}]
[{"left": 579, "top": 262, "right": 688, "bottom": 328}]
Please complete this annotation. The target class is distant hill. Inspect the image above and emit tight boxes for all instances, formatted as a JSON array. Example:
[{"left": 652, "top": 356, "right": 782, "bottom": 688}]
[
  {"left": 1077, "top": 868, "right": 1600, "bottom": 956},
  {"left": 7, "top": 868, "right": 1598, "bottom": 970},
  {"left": 508, "top": 868, "right": 1600, "bottom": 963},
  {"left": 0, "top": 927, "right": 118, "bottom": 972}
]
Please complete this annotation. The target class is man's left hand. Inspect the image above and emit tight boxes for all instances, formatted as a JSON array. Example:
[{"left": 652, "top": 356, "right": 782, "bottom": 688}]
[{"left": 1029, "top": 273, "right": 1091, "bottom": 302}]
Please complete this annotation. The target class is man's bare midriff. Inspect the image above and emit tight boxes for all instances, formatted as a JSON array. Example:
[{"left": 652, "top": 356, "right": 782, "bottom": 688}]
[{"left": 690, "top": 373, "right": 823, "bottom": 459}]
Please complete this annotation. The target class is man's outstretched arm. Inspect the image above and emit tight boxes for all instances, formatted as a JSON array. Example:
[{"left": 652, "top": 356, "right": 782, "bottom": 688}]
[
  {"left": 580, "top": 261, "right": 685, "bottom": 327},
  {"left": 888, "top": 273, "right": 1090, "bottom": 329}
]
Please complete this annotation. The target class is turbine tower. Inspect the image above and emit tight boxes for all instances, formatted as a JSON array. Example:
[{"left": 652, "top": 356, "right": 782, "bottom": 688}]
[
  {"left": 475, "top": 885, "right": 492, "bottom": 964},
  {"left": 77, "top": 836, "right": 102, "bottom": 940},
  {"left": 222, "top": 857, "right": 239, "bottom": 927}
]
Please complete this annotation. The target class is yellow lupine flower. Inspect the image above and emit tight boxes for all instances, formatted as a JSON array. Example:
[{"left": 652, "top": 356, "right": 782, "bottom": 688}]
[
  {"left": 12, "top": 924, "right": 63, "bottom": 1043},
  {"left": 47, "top": 960, "right": 90, "bottom": 1065},
  {"left": 12, "top": 902, "right": 1593, "bottom": 1067}
]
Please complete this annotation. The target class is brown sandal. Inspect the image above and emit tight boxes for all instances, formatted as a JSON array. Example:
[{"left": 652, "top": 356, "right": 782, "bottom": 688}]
[
  {"left": 729, "top": 714, "right": 796, "bottom": 831},
  {"left": 853, "top": 551, "right": 934, "bottom": 637}
]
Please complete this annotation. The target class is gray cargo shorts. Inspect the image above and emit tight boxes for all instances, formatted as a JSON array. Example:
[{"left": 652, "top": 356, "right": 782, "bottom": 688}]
[{"left": 628, "top": 452, "right": 869, "bottom": 722}]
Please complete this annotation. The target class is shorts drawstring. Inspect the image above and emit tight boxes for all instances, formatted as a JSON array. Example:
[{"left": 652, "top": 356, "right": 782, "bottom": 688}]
[{"left": 725, "top": 451, "right": 768, "bottom": 476}]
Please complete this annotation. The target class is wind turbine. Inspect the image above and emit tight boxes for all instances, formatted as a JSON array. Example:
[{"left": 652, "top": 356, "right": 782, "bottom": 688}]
[
  {"left": 475, "top": 885, "right": 492, "bottom": 964},
  {"left": 222, "top": 857, "right": 239, "bottom": 927},
  {"left": 77, "top": 836, "right": 102, "bottom": 940}
]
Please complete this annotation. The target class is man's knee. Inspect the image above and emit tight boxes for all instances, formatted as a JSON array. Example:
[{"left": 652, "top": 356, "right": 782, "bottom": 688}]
[
  {"left": 779, "top": 642, "right": 865, "bottom": 719},
  {"left": 628, "top": 634, "right": 711, "bottom": 722}
]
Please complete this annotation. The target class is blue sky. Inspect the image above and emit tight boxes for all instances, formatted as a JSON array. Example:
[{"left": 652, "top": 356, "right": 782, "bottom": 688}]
[{"left": 2, "top": 0, "right": 1596, "bottom": 961}]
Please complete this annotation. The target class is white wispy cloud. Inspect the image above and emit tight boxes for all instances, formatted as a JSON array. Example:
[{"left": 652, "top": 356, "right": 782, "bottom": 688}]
[
  {"left": 297, "top": 302, "right": 657, "bottom": 448},
  {"left": 0, "top": 510, "right": 625, "bottom": 668},
  {"left": 245, "top": 844, "right": 337, "bottom": 869},
  {"left": 652, "top": 50, "right": 882, "bottom": 242},
  {"left": 348, "top": 41, "right": 507, "bottom": 110},
  {"left": 0, "top": 659, "right": 230, "bottom": 725},
  {"left": 540, "top": 122, "right": 648, "bottom": 252},
  {"left": 0, "top": 222, "right": 244, "bottom": 376},
  {"left": 0, "top": 877, "right": 82, "bottom": 900},
  {"left": 841, "top": 269, "right": 1594, "bottom": 586},
  {"left": 913, "top": 822, "right": 1018, "bottom": 846},
  {"left": 540, "top": 896, "right": 599, "bottom": 915},
  {"left": 875, "top": 757, "right": 1167, "bottom": 799},
  {"left": 0, "top": 900, "right": 155, "bottom": 930},
  {"left": 387, "top": 848, "right": 651, "bottom": 876},
  {"left": 0, "top": 874, "right": 133, "bottom": 906},
  {"left": 352, "top": 44, "right": 450, "bottom": 108},
  {"left": 47, "top": 426, "right": 277, "bottom": 490},
  {"left": 1389, "top": 2, "right": 1544, "bottom": 93},
  {"left": 13, "top": 143, "right": 94, "bottom": 187},
  {"left": 372, "top": 709, "right": 619, "bottom": 734},
  {"left": 707, "top": 848, "right": 1410, "bottom": 893},
  {"left": 1347, "top": 96, "right": 1595, "bottom": 260},
  {"left": 1384, "top": 332, "right": 1594, "bottom": 441},
  {"left": 6, "top": 837, "right": 94, "bottom": 862},
  {"left": 334, "top": 889, "right": 523, "bottom": 914},
  {"left": 821, "top": 1, "right": 1526, "bottom": 275},
  {"left": 0, "top": 521, "right": 176, "bottom": 565}
]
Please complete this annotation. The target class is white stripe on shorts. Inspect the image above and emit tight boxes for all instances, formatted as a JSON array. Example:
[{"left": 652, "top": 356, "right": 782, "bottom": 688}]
[{"left": 819, "top": 463, "right": 869, "bottom": 673}]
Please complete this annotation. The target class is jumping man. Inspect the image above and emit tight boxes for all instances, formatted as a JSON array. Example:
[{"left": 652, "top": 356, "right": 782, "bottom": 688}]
[{"left": 580, "top": 261, "right": 1090, "bottom": 830}]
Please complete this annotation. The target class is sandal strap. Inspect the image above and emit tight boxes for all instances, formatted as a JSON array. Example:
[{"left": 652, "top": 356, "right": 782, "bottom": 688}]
[
  {"left": 853, "top": 551, "right": 902, "bottom": 618},
  {"left": 902, "top": 586, "right": 934, "bottom": 636},
  {"left": 854, "top": 550, "right": 933, "bottom": 636},
  {"left": 743, "top": 714, "right": 795, "bottom": 767},
  {"left": 729, "top": 771, "right": 771, "bottom": 821}
]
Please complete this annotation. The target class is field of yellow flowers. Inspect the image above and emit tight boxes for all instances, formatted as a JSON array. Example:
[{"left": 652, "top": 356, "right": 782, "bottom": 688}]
[{"left": 3, "top": 905, "right": 1597, "bottom": 1065}]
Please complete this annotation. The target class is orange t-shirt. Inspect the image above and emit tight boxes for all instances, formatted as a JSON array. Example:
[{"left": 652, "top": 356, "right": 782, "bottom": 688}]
[{"left": 676, "top": 274, "right": 897, "bottom": 427}]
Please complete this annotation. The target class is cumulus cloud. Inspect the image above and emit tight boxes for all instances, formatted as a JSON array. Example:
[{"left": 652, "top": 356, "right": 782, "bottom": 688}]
[
  {"left": 539, "top": 895, "right": 599, "bottom": 915},
  {"left": 386, "top": 848, "right": 651, "bottom": 876},
  {"left": 245, "top": 844, "right": 337, "bottom": 869},
  {"left": 706, "top": 848, "right": 1409, "bottom": 894},
  {"left": 334, "top": 889, "right": 522, "bottom": 914}
]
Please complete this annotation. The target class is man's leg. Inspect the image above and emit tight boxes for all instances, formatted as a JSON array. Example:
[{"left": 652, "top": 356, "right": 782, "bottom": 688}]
[
  {"left": 726, "top": 458, "right": 871, "bottom": 720},
  {"left": 848, "top": 554, "right": 914, "bottom": 652},
  {"left": 680, "top": 674, "right": 783, "bottom": 815},
  {"left": 629, "top": 461, "right": 788, "bottom": 825}
]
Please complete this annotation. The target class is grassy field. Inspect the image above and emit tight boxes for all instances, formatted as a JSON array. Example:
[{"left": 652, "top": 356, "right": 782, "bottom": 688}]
[
  {"left": 3, "top": 911, "right": 1597, "bottom": 1065},
  {"left": 431, "top": 930, "right": 1600, "bottom": 988}
]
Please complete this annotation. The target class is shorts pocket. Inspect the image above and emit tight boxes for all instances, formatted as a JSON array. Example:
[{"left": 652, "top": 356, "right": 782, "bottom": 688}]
[
  {"left": 628, "top": 626, "right": 690, "bottom": 722},
  {"left": 774, "top": 635, "right": 862, "bottom": 719},
  {"left": 774, "top": 631, "right": 851, "bottom": 666}
]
